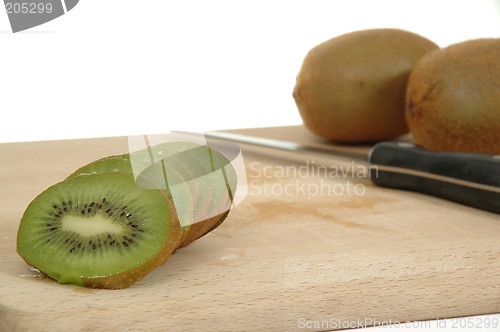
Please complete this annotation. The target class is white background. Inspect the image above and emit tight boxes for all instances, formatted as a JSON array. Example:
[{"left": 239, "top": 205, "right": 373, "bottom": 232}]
[{"left": 0, "top": 0, "right": 500, "bottom": 143}]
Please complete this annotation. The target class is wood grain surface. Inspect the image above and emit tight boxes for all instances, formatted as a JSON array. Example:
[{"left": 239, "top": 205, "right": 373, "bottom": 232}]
[{"left": 1, "top": 126, "right": 499, "bottom": 331}]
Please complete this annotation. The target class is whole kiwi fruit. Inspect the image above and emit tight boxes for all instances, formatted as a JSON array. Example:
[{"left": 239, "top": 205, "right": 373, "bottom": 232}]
[
  {"left": 293, "top": 28, "right": 439, "bottom": 142},
  {"left": 405, "top": 38, "right": 500, "bottom": 154}
]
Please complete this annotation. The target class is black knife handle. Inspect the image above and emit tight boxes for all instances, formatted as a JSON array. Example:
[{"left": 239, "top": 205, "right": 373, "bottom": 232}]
[{"left": 368, "top": 142, "right": 500, "bottom": 214}]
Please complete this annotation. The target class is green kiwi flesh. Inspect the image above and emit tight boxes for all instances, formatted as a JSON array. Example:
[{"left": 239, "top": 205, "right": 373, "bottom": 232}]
[
  {"left": 17, "top": 172, "right": 179, "bottom": 289},
  {"left": 66, "top": 154, "right": 132, "bottom": 178}
]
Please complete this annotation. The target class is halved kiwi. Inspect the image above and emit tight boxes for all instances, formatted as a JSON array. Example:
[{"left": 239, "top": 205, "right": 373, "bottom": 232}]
[{"left": 17, "top": 172, "right": 180, "bottom": 289}]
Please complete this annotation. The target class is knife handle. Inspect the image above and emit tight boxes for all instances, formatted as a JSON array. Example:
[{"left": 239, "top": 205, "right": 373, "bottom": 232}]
[{"left": 368, "top": 142, "right": 500, "bottom": 214}]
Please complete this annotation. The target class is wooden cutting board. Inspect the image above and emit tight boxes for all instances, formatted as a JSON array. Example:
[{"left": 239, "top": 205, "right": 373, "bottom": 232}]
[{"left": 1, "top": 126, "right": 499, "bottom": 331}]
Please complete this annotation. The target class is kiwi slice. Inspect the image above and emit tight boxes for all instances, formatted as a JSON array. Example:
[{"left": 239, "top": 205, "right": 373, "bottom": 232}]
[
  {"left": 66, "top": 154, "right": 132, "bottom": 178},
  {"left": 67, "top": 146, "right": 201, "bottom": 247},
  {"left": 68, "top": 142, "right": 237, "bottom": 248},
  {"left": 17, "top": 172, "right": 180, "bottom": 289},
  {"left": 135, "top": 143, "right": 237, "bottom": 246},
  {"left": 172, "top": 145, "right": 236, "bottom": 247}
]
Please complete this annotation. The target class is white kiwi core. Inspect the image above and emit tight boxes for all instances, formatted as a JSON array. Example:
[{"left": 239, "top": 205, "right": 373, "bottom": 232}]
[{"left": 61, "top": 214, "right": 124, "bottom": 237}]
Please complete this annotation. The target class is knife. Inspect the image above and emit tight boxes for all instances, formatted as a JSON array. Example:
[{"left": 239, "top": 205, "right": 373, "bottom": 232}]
[{"left": 203, "top": 131, "right": 500, "bottom": 214}]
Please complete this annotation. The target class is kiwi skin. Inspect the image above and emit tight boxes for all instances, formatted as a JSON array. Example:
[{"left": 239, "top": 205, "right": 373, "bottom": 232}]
[
  {"left": 294, "top": 28, "right": 439, "bottom": 142},
  {"left": 67, "top": 144, "right": 235, "bottom": 249},
  {"left": 176, "top": 210, "right": 230, "bottom": 248},
  {"left": 405, "top": 38, "right": 500, "bottom": 154}
]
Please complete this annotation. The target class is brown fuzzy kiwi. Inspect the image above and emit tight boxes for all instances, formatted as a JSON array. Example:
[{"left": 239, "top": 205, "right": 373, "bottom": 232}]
[
  {"left": 405, "top": 38, "right": 500, "bottom": 154},
  {"left": 293, "top": 28, "right": 439, "bottom": 142}
]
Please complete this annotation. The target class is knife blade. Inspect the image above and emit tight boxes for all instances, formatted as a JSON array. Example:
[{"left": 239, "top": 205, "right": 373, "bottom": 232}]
[{"left": 203, "top": 131, "right": 500, "bottom": 214}]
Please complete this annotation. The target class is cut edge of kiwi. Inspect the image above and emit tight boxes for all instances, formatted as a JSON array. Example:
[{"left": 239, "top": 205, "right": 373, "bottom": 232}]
[{"left": 17, "top": 172, "right": 181, "bottom": 289}]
